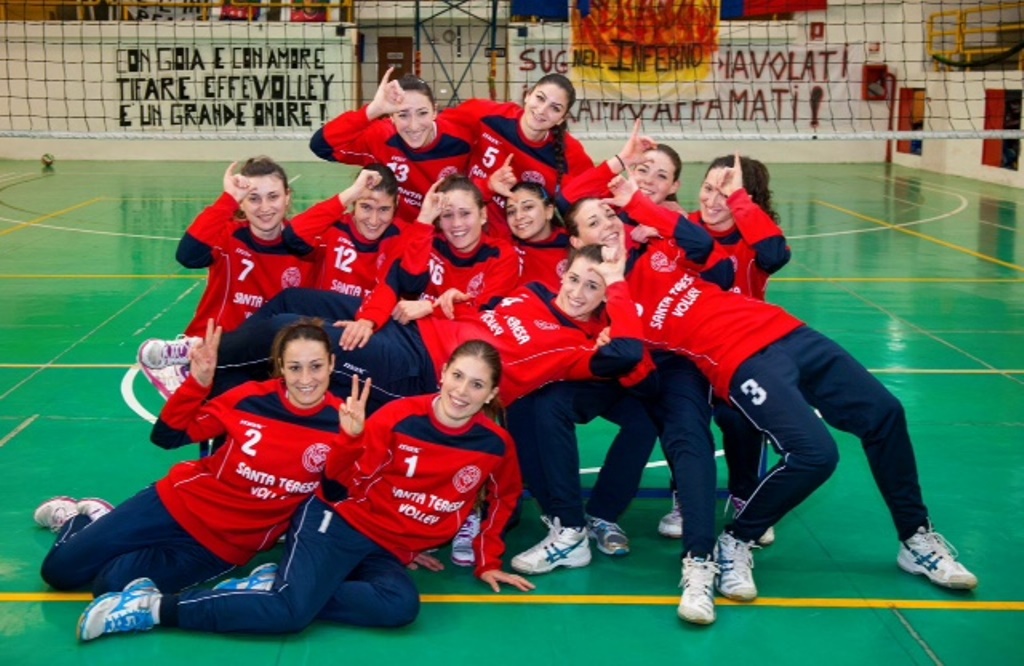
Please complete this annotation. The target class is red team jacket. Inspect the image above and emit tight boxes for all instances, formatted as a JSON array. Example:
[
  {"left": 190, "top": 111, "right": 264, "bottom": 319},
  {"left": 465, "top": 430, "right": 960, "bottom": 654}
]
[
  {"left": 417, "top": 281, "right": 655, "bottom": 404},
  {"left": 689, "top": 189, "right": 790, "bottom": 300},
  {"left": 310, "top": 107, "right": 474, "bottom": 221},
  {"left": 151, "top": 377, "right": 346, "bottom": 565},
  {"left": 442, "top": 100, "right": 594, "bottom": 239},
  {"left": 280, "top": 196, "right": 440, "bottom": 331},
  {"left": 177, "top": 193, "right": 314, "bottom": 336},
  {"left": 629, "top": 268, "right": 804, "bottom": 401},
  {"left": 513, "top": 228, "right": 572, "bottom": 291},
  {"left": 323, "top": 394, "right": 520, "bottom": 577},
  {"left": 360, "top": 232, "right": 521, "bottom": 321},
  {"left": 282, "top": 195, "right": 407, "bottom": 299}
]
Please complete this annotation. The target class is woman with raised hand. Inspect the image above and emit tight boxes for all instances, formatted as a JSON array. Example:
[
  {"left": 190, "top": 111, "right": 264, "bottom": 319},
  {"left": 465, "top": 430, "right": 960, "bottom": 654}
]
[
  {"left": 598, "top": 172, "right": 976, "bottom": 625},
  {"left": 77, "top": 340, "right": 535, "bottom": 641},
  {"left": 654, "top": 153, "right": 790, "bottom": 545},
  {"left": 442, "top": 73, "right": 595, "bottom": 239},
  {"left": 357, "top": 174, "right": 520, "bottom": 327},
  {"left": 136, "top": 157, "right": 314, "bottom": 398},
  {"left": 310, "top": 67, "right": 474, "bottom": 221},
  {"left": 35, "top": 318, "right": 351, "bottom": 597}
]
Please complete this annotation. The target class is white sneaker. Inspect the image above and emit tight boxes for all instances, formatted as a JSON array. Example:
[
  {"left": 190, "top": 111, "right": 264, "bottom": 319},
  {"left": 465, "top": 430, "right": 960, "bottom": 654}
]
[
  {"left": 77, "top": 498, "right": 113, "bottom": 523},
  {"left": 140, "top": 364, "right": 189, "bottom": 400},
  {"left": 511, "top": 516, "right": 591, "bottom": 575},
  {"left": 138, "top": 335, "right": 199, "bottom": 370},
  {"left": 898, "top": 525, "right": 978, "bottom": 590},
  {"left": 678, "top": 555, "right": 719, "bottom": 625},
  {"left": 34, "top": 496, "right": 79, "bottom": 532},
  {"left": 658, "top": 491, "right": 683, "bottom": 539},
  {"left": 450, "top": 511, "right": 481, "bottom": 567},
  {"left": 715, "top": 532, "right": 758, "bottom": 601}
]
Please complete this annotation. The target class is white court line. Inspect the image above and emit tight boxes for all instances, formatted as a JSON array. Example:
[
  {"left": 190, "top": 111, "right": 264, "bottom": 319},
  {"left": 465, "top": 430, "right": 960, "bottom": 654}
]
[
  {"left": 0, "top": 214, "right": 178, "bottom": 241},
  {"left": 789, "top": 186, "right": 968, "bottom": 240},
  {"left": 0, "top": 284, "right": 164, "bottom": 402},
  {"left": 0, "top": 414, "right": 40, "bottom": 447},
  {"left": 132, "top": 281, "right": 203, "bottom": 337},
  {"left": 580, "top": 453, "right": 724, "bottom": 476},
  {"left": 120, "top": 365, "right": 158, "bottom": 424}
]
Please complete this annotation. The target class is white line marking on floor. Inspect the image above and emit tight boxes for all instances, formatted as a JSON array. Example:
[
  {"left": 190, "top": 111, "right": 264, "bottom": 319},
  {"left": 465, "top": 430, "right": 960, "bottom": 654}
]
[
  {"left": 0, "top": 414, "right": 40, "bottom": 447},
  {"left": 121, "top": 366, "right": 157, "bottom": 424},
  {"left": 0, "top": 284, "right": 163, "bottom": 402}
]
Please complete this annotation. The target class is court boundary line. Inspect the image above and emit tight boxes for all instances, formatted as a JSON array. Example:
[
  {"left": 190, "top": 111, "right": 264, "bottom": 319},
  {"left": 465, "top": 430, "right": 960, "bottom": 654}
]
[
  {"left": 0, "top": 414, "right": 39, "bottom": 447},
  {"left": 0, "top": 592, "right": 1019, "bottom": 611},
  {"left": 0, "top": 199, "right": 104, "bottom": 238},
  {"left": 788, "top": 184, "right": 967, "bottom": 240},
  {"left": 0, "top": 284, "right": 164, "bottom": 402},
  {"left": 813, "top": 200, "right": 1024, "bottom": 273}
]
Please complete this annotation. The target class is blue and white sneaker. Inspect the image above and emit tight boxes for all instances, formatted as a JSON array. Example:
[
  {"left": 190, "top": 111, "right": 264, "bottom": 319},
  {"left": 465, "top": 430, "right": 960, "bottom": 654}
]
[
  {"left": 213, "top": 563, "right": 279, "bottom": 591},
  {"left": 898, "top": 525, "right": 977, "bottom": 589},
  {"left": 510, "top": 516, "right": 591, "bottom": 575},
  {"left": 586, "top": 514, "right": 630, "bottom": 556},
  {"left": 77, "top": 577, "right": 160, "bottom": 641}
]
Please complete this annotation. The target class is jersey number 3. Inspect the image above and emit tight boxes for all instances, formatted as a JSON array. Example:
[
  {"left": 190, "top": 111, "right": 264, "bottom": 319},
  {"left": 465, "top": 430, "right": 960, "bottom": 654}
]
[{"left": 739, "top": 379, "right": 767, "bottom": 406}]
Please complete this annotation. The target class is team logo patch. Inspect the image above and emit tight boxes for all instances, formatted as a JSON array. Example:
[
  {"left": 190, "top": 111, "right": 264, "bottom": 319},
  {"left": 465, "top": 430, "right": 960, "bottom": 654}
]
[
  {"left": 438, "top": 166, "right": 459, "bottom": 179},
  {"left": 534, "top": 319, "right": 560, "bottom": 331},
  {"left": 453, "top": 465, "right": 483, "bottom": 494},
  {"left": 302, "top": 443, "right": 332, "bottom": 473},
  {"left": 376, "top": 253, "right": 387, "bottom": 270},
  {"left": 649, "top": 251, "right": 675, "bottom": 273},
  {"left": 281, "top": 267, "right": 303, "bottom": 288},
  {"left": 520, "top": 170, "right": 546, "bottom": 186},
  {"left": 556, "top": 258, "right": 568, "bottom": 278},
  {"left": 467, "top": 272, "right": 485, "bottom": 297}
]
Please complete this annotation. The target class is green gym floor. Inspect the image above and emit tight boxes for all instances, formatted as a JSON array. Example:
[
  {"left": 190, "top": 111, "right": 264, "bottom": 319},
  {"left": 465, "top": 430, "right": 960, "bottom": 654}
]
[{"left": 0, "top": 159, "right": 1021, "bottom": 665}]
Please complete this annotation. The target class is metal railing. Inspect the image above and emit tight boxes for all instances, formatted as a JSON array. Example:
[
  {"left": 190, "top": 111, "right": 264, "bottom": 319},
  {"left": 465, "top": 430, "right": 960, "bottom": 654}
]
[
  {"left": 0, "top": 0, "right": 354, "bottom": 22},
  {"left": 927, "top": 1, "right": 1024, "bottom": 69}
]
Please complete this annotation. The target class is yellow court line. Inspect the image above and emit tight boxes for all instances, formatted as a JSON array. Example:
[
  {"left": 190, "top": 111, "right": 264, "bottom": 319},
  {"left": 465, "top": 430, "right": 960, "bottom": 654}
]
[
  {"left": 815, "top": 200, "right": 1024, "bottom": 274},
  {"left": 0, "top": 275, "right": 199, "bottom": 280},
  {"left": 421, "top": 595, "right": 1024, "bottom": 611},
  {"left": 2, "top": 592, "right": 1020, "bottom": 611},
  {"left": 0, "top": 198, "right": 104, "bottom": 238}
]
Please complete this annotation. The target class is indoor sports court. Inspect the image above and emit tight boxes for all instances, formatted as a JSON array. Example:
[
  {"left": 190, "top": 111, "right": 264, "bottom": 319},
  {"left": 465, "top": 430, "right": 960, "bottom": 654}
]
[{"left": 1, "top": 0, "right": 1022, "bottom": 664}]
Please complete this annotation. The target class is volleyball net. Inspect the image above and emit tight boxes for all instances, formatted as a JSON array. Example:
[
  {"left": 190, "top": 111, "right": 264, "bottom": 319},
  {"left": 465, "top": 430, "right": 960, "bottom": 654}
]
[{"left": 0, "top": 0, "right": 1022, "bottom": 144}]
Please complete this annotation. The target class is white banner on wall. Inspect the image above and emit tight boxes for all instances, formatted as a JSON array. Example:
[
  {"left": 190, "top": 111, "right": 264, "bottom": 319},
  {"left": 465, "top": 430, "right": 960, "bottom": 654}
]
[
  {"left": 0, "top": 22, "right": 356, "bottom": 136},
  {"left": 508, "top": 23, "right": 868, "bottom": 137}
]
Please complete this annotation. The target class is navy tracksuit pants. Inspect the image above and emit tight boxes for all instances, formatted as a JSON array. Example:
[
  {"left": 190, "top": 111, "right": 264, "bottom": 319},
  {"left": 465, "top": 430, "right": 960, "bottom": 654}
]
[
  {"left": 725, "top": 326, "right": 929, "bottom": 543},
  {"left": 164, "top": 496, "right": 419, "bottom": 634},
  {"left": 40, "top": 485, "right": 234, "bottom": 596},
  {"left": 507, "top": 380, "right": 658, "bottom": 528},
  {"left": 212, "top": 288, "right": 437, "bottom": 413}
]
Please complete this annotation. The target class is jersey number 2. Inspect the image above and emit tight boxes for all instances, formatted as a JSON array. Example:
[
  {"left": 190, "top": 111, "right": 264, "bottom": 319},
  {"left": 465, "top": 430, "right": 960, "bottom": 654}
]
[{"left": 241, "top": 428, "right": 262, "bottom": 456}]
